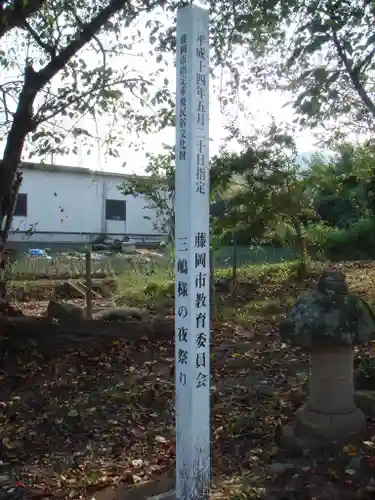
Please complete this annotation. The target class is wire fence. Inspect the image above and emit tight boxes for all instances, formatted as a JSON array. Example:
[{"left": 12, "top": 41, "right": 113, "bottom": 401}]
[
  {"left": 6, "top": 244, "right": 297, "bottom": 281},
  {"left": 214, "top": 245, "right": 298, "bottom": 269},
  {"left": 7, "top": 251, "right": 170, "bottom": 281}
]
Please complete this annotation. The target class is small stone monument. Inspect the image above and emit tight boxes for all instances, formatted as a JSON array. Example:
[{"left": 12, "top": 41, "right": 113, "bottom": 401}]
[{"left": 279, "top": 270, "right": 375, "bottom": 446}]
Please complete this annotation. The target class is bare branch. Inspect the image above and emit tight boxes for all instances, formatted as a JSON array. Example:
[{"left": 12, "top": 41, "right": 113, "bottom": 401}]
[
  {"left": 0, "top": 80, "right": 23, "bottom": 115},
  {"left": 0, "top": 86, "right": 10, "bottom": 122}
]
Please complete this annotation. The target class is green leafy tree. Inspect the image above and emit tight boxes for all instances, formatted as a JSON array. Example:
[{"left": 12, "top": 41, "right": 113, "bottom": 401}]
[
  {"left": 294, "top": 140, "right": 375, "bottom": 260},
  {"left": 120, "top": 147, "right": 234, "bottom": 247},
  {"left": 349, "top": 140, "right": 375, "bottom": 215},
  {"left": 205, "top": 0, "right": 375, "bottom": 131},
  {"left": 121, "top": 148, "right": 175, "bottom": 244},
  {"left": 121, "top": 125, "right": 313, "bottom": 259},
  {"left": 0, "top": 0, "right": 48, "bottom": 39},
  {"left": 0, "top": 0, "right": 173, "bottom": 272},
  {"left": 304, "top": 141, "right": 375, "bottom": 226},
  {"left": 214, "top": 133, "right": 316, "bottom": 271}
]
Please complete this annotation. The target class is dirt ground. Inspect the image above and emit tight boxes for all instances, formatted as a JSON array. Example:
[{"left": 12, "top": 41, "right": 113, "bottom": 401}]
[{"left": 2, "top": 262, "right": 375, "bottom": 499}]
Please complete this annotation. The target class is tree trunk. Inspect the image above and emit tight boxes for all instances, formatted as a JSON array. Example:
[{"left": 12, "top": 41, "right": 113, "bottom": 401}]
[
  {"left": 1, "top": 71, "right": 36, "bottom": 219},
  {"left": 231, "top": 233, "right": 237, "bottom": 303},
  {"left": 293, "top": 219, "right": 308, "bottom": 277},
  {"left": 0, "top": 67, "right": 38, "bottom": 300}
]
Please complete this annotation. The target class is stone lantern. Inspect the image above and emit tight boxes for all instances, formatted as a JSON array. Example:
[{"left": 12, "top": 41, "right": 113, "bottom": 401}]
[{"left": 279, "top": 270, "right": 375, "bottom": 446}]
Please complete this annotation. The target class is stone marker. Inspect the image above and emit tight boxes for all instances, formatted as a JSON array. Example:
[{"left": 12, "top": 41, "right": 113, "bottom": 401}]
[{"left": 279, "top": 270, "right": 375, "bottom": 446}]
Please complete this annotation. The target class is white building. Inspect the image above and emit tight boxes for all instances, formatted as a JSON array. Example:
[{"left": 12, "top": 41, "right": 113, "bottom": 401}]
[{"left": 8, "top": 162, "right": 164, "bottom": 247}]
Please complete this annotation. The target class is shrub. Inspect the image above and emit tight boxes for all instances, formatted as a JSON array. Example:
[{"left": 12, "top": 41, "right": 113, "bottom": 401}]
[{"left": 306, "top": 218, "right": 375, "bottom": 261}]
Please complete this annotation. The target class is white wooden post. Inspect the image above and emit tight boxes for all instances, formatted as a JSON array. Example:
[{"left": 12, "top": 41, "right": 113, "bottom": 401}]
[{"left": 175, "top": 5, "right": 210, "bottom": 500}]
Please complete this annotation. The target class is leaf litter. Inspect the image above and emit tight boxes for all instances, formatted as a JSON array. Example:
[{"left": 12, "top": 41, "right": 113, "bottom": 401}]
[{"left": 1, "top": 262, "right": 375, "bottom": 499}]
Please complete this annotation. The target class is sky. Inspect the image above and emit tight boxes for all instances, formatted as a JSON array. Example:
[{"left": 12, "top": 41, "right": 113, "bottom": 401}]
[{"left": 0, "top": 6, "right": 323, "bottom": 176}]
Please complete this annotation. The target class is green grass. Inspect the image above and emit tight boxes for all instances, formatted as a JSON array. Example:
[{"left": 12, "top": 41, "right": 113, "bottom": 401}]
[
  {"left": 114, "top": 259, "right": 319, "bottom": 320},
  {"left": 116, "top": 266, "right": 174, "bottom": 311},
  {"left": 215, "top": 258, "right": 321, "bottom": 282},
  {"left": 214, "top": 245, "right": 297, "bottom": 268},
  {"left": 7, "top": 245, "right": 297, "bottom": 281},
  {"left": 7, "top": 252, "right": 170, "bottom": 280},
  {"left": 243, "top": 295, "right": 296, "bottom": 315},
  {"left": 8, "top": 246, "right": 321, "bottom": 323}
]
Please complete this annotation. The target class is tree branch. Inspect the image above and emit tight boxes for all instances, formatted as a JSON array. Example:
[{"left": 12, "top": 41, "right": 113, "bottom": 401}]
[
  {"left": 354, "top": 45, "right": 375, "bottom": 74},
  {"left": 332, "top": 31, "right": 375, "bottom": 118},
  {"left": 66, "top": 7, "right": 107, "bottom": 69},
  {"left": 22, "top": 18, "right": 57, "bottom": 57},
  {"left": 32, "top": 0, "right": 163, "bottom": 93},
  {"left": 33, "top": 0, "right": 131, "bottom": 92},
  {"left": 0, "top": 85, "right": 10, "bottom": 122},
  {"left": 0, "top": 0, "right": 159, "bottom": 232},
  {"left": 0, "top": 0, "right": 47, "bottom": 39},
  {"left": 34, "top": 77, "right": 149, "bottom": 124}
]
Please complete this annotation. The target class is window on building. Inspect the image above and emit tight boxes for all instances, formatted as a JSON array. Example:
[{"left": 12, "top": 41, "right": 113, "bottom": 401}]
[
  {"left": 105, "top": 199, "right": 126, "bottom": 221},
  {"left": 14, "top": 193, "right": 27, "bottom": 217}
]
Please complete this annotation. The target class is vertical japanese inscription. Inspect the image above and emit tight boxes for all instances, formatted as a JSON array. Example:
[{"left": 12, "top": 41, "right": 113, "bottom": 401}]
[
  {"left": 176, "top": 12, "right": 210, "bottom": 394},
  {"left": 179, "top": 34, "right": 188, "bottom": 162},
  {"left": 195, "top": 32, "right": 208, "bottom": 196},
  {"left": 176, "top": 26, "right": 188, "bottom": 384},
  {"left": 196, "top": 34, "right": 206, "bottom": 130},
  {"left": 194, "top": 231, "right": 209, "bottom": 389},
  {"left": 176, "top": 254, "right": 188, "bottom": 386}
]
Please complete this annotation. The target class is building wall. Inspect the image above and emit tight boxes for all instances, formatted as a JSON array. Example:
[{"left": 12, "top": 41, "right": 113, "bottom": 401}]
[{"left": 8, "top": 167, "right": 162, "bottom": 245}]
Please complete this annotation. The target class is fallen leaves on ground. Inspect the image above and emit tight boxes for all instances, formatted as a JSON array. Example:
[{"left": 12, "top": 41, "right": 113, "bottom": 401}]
[{"left": 2, "top": 262, "right": 375, "bottom": 499}]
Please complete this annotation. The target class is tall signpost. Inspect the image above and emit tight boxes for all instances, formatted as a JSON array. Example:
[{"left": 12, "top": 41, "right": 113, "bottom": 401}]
[{"left": 175, "top": 4, "right": 210, "bottom": 500}]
